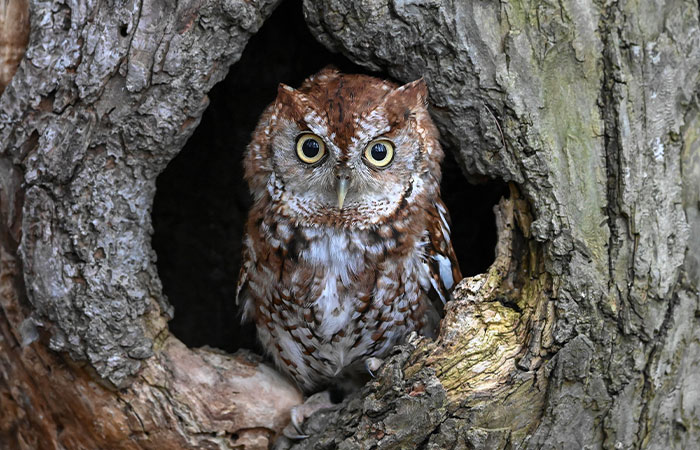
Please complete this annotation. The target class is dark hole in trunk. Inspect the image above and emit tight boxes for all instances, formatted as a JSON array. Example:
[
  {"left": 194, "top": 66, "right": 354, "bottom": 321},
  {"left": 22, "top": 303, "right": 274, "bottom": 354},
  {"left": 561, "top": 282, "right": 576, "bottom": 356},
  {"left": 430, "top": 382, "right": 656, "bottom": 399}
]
[{"left": 151, "top": 0, "right": 507, "bottom": 353}]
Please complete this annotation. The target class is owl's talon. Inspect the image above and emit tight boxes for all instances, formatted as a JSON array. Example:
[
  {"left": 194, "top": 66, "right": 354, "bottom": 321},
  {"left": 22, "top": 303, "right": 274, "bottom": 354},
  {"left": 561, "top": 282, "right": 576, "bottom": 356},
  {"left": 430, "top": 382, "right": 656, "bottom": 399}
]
[
  {"left": 287, "top": 407, "right": 309, "bottom": 439},
  {"left": 365, "top": 357, "right": 384, "bottom": 378},
  {"left": 284, "top": 390, "right": 332, "bottom": 440},
  {"left": 282, "top": 424, "right": 308, "bottom": 440}
]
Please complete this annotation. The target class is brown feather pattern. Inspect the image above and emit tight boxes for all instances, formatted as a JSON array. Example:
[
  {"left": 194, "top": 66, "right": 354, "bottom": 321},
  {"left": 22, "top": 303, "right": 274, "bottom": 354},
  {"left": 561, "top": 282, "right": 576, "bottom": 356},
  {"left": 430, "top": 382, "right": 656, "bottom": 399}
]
[{"left": 237, "top": 68, "right": 461, "bottom": 393}]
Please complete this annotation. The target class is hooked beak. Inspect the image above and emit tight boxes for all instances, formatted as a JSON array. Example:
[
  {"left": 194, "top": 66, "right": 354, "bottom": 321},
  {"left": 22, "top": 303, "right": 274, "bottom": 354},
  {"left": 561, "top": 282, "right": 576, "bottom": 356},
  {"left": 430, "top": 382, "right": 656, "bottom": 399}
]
[{"left": 337, "top": 178, "right": 349, "bottom": 209}]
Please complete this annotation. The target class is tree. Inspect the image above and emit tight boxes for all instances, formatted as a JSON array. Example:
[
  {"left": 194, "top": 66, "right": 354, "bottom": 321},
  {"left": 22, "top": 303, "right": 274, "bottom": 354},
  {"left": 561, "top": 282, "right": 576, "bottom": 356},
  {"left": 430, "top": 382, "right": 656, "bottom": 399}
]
[{"left": 1, "top": 0, "right": 698, "bottom": 449}]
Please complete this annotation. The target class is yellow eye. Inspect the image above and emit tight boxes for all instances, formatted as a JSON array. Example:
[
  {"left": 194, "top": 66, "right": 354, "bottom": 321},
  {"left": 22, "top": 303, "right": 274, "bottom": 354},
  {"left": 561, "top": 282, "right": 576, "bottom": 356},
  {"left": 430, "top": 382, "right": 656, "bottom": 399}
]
[
  {"left": 364, "top": 139, "right": 394, "bottom": 168},
  {"left": 295, "top": 133, "right": 326, "bottom": 164}
]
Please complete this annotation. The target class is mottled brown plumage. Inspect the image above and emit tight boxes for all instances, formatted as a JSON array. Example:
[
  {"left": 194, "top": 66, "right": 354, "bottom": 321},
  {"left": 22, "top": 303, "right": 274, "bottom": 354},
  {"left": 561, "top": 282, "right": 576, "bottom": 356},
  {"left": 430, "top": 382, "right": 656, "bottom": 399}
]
[{"left": 237, "top": 67, "right": 461, "bottom": 393}]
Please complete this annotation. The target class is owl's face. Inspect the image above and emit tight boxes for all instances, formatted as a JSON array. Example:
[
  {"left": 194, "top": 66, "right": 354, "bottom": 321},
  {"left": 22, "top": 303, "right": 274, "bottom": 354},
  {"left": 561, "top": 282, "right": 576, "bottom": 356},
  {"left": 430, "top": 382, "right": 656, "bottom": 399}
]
[{"left": 245, "top": 68, "right": 443, "bottom": 228}]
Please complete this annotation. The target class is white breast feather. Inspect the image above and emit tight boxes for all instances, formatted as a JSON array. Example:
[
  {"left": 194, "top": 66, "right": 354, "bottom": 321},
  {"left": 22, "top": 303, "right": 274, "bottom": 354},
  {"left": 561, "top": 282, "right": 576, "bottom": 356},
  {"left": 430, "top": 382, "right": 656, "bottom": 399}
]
[{"left": 305, "top": 230, "right": 358, "bottom": 341}]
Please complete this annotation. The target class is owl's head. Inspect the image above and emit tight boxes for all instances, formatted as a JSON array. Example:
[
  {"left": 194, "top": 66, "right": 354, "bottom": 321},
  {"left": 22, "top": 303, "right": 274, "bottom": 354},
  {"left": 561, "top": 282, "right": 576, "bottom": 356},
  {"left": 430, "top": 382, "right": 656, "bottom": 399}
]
[{"left": 244, "top": 67, "right": 443, "bottom": 228}]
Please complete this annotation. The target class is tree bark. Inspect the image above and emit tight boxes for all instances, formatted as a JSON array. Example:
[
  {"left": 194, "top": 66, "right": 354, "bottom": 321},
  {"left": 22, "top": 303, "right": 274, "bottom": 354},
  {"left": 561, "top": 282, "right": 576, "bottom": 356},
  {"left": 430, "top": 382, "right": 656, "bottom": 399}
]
[
  {"left": 296, "top": 1, "right": 700, "bottom": 448},
  {"left": 0, "top": 1, "right": 302, "bottom": 449},
  {"left": 1, "top": 1, "right": 699, "bottom": 449}
]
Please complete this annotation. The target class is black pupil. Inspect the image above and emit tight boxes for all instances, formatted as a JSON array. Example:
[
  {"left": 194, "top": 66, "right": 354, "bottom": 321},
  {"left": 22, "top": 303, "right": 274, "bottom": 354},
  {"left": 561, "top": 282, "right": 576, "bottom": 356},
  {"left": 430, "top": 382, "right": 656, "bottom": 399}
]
[
  {"left": 371, "top": 143, "right": 387, "bottom": 161},
  {"left": 302, "top": 138, "right": 320, "bottom": 158}
]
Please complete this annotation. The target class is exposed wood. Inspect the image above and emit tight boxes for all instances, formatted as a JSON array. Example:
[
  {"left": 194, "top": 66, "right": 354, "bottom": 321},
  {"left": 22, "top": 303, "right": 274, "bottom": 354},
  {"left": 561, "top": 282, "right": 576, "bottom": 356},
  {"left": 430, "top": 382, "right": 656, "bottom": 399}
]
[{"left": 0, "top": 0, "right": 29, "bottom": 94}]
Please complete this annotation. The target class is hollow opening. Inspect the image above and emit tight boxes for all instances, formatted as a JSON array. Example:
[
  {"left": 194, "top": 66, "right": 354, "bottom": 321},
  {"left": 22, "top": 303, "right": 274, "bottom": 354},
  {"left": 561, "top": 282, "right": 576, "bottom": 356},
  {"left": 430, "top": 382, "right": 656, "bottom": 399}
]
[{"left": 151, "top": 0, "right": 508, "bottom": 353}]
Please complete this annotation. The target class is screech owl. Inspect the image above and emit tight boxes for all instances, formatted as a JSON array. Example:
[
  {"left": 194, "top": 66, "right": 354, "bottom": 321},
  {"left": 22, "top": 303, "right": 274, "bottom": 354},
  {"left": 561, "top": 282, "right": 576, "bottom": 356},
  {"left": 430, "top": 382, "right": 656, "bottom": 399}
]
[{"left": 237, "top": 67, "right": 461, "bottom": 394}]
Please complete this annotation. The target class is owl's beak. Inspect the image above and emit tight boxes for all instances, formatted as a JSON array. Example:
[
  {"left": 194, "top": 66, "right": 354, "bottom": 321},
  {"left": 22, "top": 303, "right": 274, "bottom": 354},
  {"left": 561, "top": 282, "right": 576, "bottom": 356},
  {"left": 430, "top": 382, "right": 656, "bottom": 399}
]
[{"left": 337, "top": 178, "right": 349, "bottom": 209}]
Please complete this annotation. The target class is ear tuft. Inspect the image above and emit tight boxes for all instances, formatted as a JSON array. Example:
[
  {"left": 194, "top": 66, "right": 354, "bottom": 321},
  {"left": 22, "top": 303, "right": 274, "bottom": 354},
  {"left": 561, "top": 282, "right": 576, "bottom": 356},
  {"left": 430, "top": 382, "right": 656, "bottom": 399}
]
[
  {"left": 305, "top": 65, "right": 340, "bottom": 85},
  {"left": 276, "top": 83, "right": 304, "bottom": 107},
  {"left": 317, "top": 65, "right": 340, "bottom": 77},
  {"left": 275, "top": 82, "right": 314, "bottom": 116},
  {"left": 278, "top": 83, "right": 296, "bottom": 94},
  {"left": 386, "top": 77, "right": 429, "bottom": 111},
  {"left": 400, "top": 78, "right": 428, "bottom": 106}
]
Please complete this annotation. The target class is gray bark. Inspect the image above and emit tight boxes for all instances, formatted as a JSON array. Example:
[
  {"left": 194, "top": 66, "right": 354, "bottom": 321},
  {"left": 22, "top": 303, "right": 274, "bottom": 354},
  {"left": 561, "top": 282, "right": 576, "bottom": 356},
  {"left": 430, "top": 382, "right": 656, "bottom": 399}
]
[
  {"left": 0, "top": 0, "right": 698, "bottom": 449},
  {"left": 1, "top": 1, "right": 303, "bottom": 448},
  {"left": 4, "top": 0, "right": 285, "bottom": 386},
  {"left": 296, "top": 0, "right": 700, "bottom": 448}
]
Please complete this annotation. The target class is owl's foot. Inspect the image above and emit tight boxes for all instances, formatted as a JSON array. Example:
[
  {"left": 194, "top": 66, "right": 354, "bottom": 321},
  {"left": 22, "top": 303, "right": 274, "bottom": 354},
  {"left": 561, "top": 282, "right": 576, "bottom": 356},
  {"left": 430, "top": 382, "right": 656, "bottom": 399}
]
[
  {"left": 365, "top": 357, "right": 384, "bottom": 378},
  {"left": 283, "top": 390, "right": 333, "bottom": 440}
]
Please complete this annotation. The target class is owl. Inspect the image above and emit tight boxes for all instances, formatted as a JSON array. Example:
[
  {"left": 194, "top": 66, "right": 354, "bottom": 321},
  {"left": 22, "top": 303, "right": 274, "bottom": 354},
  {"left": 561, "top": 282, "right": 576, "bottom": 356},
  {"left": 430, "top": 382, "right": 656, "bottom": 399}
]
[{"left": 237, "top": 67, "right": 461, "bottom": 396}]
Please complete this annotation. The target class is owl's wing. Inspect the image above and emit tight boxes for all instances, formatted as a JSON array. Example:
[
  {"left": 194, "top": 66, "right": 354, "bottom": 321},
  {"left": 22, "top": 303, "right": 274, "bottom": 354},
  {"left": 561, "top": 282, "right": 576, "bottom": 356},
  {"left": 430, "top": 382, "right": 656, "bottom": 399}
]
[
  {"left": 235, "top": 245, "right": 255, "bottom": 323},
  {"left": 423, "top": 198, "right": 462, "bottom": 304}
]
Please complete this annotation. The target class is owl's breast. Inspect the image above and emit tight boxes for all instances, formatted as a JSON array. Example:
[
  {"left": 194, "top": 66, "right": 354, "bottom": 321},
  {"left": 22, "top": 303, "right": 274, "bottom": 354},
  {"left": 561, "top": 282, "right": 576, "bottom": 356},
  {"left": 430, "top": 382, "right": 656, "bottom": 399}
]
[
  {"left": 245, "top": 217, "right": 433, "bottom": 391},
  {"left": 301, "top": 228, "right": 364, "bottom": 284},
  {"left": 298, "top": 226, "right": 430, "bottom": 365}
]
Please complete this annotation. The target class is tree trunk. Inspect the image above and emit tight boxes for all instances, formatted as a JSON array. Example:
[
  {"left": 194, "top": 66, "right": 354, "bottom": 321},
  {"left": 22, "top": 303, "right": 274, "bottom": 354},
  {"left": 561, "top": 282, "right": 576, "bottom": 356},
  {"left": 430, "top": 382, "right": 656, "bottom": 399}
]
[
  {"left": 1, "top": 1, "right": 699, "bottom": 449},
  {"left": 0, "top": 1, "right": 303, "bottom": 449}
]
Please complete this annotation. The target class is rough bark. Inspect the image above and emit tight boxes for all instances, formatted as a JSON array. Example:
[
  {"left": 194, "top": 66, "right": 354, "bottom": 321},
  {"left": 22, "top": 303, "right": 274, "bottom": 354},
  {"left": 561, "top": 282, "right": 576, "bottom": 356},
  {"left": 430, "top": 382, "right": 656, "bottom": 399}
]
[
  {"left": 295, "top": 0, "right": 700, "bottom": 448},
  {"left": 0, "top": 1, "right": 302, "bottom": 448},
  {"left": 0, "top": 0, "right": 698, "bottom": 449}
]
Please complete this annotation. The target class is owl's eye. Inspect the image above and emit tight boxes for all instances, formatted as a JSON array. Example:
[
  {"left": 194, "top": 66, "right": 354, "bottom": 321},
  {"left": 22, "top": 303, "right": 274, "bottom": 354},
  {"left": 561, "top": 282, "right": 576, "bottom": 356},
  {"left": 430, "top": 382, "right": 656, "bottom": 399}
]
[
  {"left": 296, "top": 133, "right": 326, "bottom": 164},
  {"left": 363, "top": 139, "right": 394, "bottom": 168}
]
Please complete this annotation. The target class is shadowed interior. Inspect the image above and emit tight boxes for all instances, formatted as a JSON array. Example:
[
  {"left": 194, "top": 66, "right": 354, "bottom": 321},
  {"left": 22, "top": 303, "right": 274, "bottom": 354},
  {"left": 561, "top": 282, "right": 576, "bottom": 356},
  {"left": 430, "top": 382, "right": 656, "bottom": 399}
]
[{"left": 151, "top": 0, "right": 507, "bottom": 353}]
